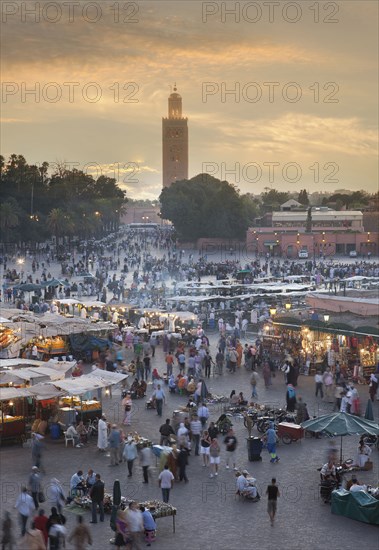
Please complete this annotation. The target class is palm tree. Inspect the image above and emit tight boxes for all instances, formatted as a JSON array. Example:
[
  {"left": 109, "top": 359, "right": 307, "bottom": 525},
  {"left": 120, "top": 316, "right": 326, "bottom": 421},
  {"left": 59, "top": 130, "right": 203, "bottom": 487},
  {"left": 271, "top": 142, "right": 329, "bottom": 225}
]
[
  {"left": 0, "top": 201, "right": 20, "bottom": 243},
  {"left": 47, "top": 208, "right": 72, "bottom": 250}
]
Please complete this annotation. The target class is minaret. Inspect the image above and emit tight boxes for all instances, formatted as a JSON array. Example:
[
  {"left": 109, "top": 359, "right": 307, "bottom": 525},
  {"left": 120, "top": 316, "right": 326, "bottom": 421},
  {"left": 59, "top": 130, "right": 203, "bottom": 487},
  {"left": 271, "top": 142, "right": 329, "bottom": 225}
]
[{"left": 162, "top": 85, "right": 189, "bottom": 188}]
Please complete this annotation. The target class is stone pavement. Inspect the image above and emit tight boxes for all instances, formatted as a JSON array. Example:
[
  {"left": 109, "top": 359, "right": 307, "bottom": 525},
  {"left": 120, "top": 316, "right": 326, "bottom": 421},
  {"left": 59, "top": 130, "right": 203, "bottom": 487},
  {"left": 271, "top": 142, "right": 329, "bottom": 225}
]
[{"left": 1, "top": 333, "right": 378, "bottom": 550}]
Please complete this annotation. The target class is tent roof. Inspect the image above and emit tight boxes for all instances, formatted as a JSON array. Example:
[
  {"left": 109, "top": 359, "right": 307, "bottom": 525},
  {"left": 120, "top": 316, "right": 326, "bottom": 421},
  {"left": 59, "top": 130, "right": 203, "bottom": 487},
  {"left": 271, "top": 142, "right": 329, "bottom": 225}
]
[
  {"left": 52, "top": 375, "right": 108, "bottom": 395},
  {"left": 90, "top": 368, "right": 128, "bottom": 384},
  {"left": 0, "top": 387, "right": 31, "bottom": 400},
  {"left": 27, "top": 382, "right": 64, "bottom": 400}
]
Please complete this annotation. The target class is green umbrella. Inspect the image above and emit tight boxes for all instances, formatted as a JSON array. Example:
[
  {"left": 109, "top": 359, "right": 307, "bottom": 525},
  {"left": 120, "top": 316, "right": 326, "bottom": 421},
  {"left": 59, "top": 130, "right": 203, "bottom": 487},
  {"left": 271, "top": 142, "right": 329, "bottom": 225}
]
[
  {"left": 364, "top": 400, "right": 374, "bottom": 421},
  {"left": 302, "top": 412, "right": 379, "bottom": 463},
  {"left": 13, "top": 283, "right": 42, "bottom": 291},
  {"left": 41, "top": 278, "right": 70, "bottom": 287}
]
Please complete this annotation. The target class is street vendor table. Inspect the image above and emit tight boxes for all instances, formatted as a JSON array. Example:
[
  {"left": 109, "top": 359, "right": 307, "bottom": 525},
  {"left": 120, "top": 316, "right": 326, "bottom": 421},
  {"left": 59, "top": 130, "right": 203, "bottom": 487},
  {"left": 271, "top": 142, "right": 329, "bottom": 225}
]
[
  {"left": 331, "top": 488, "right": 379, "bottom": 525},
  {"left": 0, "top": 415, "right": 26, "bottom": 444}
]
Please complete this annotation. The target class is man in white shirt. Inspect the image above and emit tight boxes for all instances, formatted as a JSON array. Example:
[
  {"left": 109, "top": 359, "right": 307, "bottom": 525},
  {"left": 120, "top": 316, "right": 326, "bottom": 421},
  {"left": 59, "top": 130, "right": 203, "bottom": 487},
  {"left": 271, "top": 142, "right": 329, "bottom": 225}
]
[
  {"left": 125, "top": 501, "right": 144, "bottom": 549},
  {"left": 15, "top": 487, "right": 36, "bottom": 536},
  {"left": 152, "top": 384, "right": 166, "bottom": 417},
  {"left": 197, "top": 403, "right": 210, "bottom": 428},
  {"left": 190, "top": 415, "right": 202, "bottom": 456},
  {"left": 158, "top": 465, "right": 175, "bottom": 503},
  {"left": 66, "top": 424, "right": 81, "bottom": 447},
  {"left": 236, "top": 471, "right": 258, "bottom": 499},
  {"left": 349, "top": 478, "right": 367, "bottom": 493}
]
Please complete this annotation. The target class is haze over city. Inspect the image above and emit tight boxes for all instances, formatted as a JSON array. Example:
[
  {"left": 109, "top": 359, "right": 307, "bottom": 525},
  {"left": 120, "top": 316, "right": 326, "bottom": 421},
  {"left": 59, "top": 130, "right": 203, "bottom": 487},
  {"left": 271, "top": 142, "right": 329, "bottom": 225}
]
[{"left": 1, "top": 0, "right": 378, "bottom": 200}]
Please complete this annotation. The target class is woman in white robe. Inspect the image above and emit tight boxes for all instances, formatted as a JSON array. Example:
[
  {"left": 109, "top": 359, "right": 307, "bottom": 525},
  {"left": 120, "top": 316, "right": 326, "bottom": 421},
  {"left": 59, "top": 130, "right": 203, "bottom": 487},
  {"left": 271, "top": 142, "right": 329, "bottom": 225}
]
[{"left": 97, "top": 416, "right": 108, "bottom": 451}]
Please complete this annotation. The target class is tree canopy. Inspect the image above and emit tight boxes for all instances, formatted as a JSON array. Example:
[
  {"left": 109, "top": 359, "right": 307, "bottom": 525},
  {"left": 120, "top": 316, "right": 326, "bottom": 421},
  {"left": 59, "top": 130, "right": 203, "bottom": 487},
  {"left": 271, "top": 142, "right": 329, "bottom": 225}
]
[
  {"left": 159, "top": 174, "right": 251, "bottom": 241},
  {"left": 0, "top": 154, "right": 127, "bottom": 244}
]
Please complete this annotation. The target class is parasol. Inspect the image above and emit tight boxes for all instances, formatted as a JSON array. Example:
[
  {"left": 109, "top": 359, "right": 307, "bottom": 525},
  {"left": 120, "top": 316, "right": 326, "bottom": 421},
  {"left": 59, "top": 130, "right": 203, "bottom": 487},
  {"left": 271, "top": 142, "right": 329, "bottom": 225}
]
[{"left": 302, "top": 412, "right": 379, "bottom": 463}]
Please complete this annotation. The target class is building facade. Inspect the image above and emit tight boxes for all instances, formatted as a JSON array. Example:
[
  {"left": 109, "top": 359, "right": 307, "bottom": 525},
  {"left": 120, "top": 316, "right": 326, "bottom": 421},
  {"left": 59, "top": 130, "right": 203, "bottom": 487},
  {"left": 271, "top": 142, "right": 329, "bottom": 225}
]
[{"left": 162, "top": 86, "right": 188, "bottom": 188}]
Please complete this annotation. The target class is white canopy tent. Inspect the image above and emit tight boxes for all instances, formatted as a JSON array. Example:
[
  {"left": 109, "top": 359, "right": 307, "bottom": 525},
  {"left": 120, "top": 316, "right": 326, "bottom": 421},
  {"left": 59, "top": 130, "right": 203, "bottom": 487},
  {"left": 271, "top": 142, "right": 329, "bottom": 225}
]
[
  {"left": 90, "top": 367, "right": 128, "bottom": 384},
  {"left": 0, "top": 387, "right": 32, "bottom": 401}
]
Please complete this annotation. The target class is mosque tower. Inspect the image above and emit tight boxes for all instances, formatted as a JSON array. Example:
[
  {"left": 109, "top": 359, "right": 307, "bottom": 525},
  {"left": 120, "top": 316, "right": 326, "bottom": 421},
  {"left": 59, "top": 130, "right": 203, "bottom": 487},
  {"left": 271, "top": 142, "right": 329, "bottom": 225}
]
[{"left": 162, "top": 85, "right": 188, "bottom": 188}]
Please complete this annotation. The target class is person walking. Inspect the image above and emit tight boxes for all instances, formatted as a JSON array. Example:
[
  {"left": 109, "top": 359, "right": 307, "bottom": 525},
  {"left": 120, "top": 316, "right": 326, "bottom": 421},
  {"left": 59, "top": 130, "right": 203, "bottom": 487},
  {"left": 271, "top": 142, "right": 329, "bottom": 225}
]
[
  {"left": 323, "top": 368, "right": 334, "bottom": 402},
  {"left": 177, "top": 445, "right": 189, "bottom": 483},
  {"left": 28, "top": 466, "right": 41, "bottom": 509},
  {"left": 159, "top": 419, "right": 175, "bottom": 446},
  {"left": 203, "top": 351, "right": 214, "bottom": 378},
  {"left": 263, "top": 362, "right": 271, "bottom": 388},
  {"left": 97, "top": 415, "right": 108, "bottom": 451},
  {"left": 152, "top": 384, "right": 165, "bottom": 417},
  {"left": 315, "top": 371, "right": 324, "bottom": 398},
  {"left": 33, "top": 509, "right": 48, "bottom": 547},
  {"left": 19, "top": 522, "right": 46, "bottom": 549},
  {"left": 197, "top": 403, "right": 210, "bottom": 428},
  {"left": 15, "top": 487, "right": 36, "bottom": 536},
  {"left": 125, "top": 501, "right": 144, "bottom": 550},
  {"left": 200, "top": 430, "right": 211, "bottom": 467},
  {"left": 31, "top": 433, "right": 44, "bottom": 471},
  {"left": 165, "top": 352, "right": 174, "bottom": 377},
  {"left": 89, "top": 474, "right": 104, "bottom": 524},
  {"left": 123, "top": 436, "right": 138, "bottom": 477},
  {"left": 158, "top": 465, "right": 174, "bottom": 503},
  {"left": 266, "top": 478, "right": 280, "bottom": 526},
  {"left": 108, "top": 424, "right": 121, "bottom": 466},
  {"left": 68, "top": 516, "right": 92, "bottom": 550},
  {"left": 139, "top": 443, "right": 153, "bottom": 484},
  {"left": 209, "top": 438, "right": 221, "bottom": 478},
  {"left": 224, "top": 428, "right": 238, "bottom": 470},
  {"left": 1, "top": 511, "right": 14, "bottom": 550},
  {"left": 122, "top": 393, "right": 133, "bottom": 426},
  {"left": 265, "top": 423, "right": 280, "bottom": 463},
  {"left": 250, "top": 371, "right": 259, "bottom": 398},
  {"left": 190, "top": 414, "right": 202, "bottom": 456}
]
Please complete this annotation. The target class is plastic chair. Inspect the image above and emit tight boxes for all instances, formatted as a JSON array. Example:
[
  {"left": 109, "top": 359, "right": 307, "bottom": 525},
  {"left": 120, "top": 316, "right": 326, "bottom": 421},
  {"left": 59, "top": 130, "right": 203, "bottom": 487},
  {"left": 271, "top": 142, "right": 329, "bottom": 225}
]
[{"left": 64, "top": 431, "right": 75, "bottom": 447}]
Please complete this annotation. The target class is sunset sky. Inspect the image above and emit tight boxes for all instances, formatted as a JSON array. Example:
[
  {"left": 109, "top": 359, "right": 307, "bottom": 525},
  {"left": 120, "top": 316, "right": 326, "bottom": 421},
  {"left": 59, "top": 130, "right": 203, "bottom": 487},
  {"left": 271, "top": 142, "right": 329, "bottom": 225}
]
[{"left": 1, "top": 0, "right": 378, "bottom": 200}]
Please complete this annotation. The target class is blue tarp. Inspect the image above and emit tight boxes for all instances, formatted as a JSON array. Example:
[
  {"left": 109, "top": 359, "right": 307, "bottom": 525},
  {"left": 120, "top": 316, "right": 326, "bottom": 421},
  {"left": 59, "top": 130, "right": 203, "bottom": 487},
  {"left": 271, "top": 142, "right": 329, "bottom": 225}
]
[{"left": 69, "top": 334, "right": 110, "bottom": 352}]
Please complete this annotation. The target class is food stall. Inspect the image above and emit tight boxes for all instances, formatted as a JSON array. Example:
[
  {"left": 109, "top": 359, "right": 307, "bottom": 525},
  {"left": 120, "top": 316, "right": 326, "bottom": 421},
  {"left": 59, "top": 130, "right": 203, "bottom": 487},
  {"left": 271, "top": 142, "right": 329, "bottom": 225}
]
[
  {"left": 0, "top": 323, "right": 22, "bottom": 359},
  {"left": 0, "top": 387, "right": 30, "bottom": 444},
  {"left": 51, "top": 376, "right": 107, "bottom": 426}
]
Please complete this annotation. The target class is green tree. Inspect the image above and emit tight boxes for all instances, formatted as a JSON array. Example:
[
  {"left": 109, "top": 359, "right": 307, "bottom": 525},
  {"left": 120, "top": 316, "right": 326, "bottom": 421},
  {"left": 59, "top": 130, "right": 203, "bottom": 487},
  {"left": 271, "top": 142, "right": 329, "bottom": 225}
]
[
  {"left": 159, "top": 174, "right": 249, "bottom": 240},
  {"left": 260, "top": 188, "right": 289, "bottom": 213},
  {"left": 47, "top": 208, "right": 72, "bottom": 248},
  {"left": 298, "top": 189, "right": 309, "bottom": 206},
  {"left": 0, "top": 200, "right": 20, "bottom": 242}
]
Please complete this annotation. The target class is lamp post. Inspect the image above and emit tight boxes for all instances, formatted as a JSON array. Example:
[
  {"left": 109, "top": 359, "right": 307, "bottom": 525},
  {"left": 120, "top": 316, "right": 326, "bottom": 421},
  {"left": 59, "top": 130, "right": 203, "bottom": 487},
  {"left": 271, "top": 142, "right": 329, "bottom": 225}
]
[
  {"left": 323, "top": 314, "right": 330, "bottom": 322},
  {"left": 285, "top": 303, "right": 292, "bottom": 312},
  {"left": 269, "top": 307, "right": 277, "bottom": 318}
]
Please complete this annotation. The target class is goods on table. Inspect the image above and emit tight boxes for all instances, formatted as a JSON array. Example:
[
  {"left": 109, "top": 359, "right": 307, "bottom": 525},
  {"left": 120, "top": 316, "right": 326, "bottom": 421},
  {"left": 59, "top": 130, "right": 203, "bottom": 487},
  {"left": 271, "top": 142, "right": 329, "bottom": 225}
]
[{"left": 0, "top": 328, "right": 19, "bottom": 350}]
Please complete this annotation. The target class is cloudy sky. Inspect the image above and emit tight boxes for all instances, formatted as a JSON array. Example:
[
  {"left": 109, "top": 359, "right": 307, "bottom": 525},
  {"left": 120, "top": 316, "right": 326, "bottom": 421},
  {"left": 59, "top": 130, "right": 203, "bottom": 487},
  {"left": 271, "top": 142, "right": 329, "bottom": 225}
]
[{"left": 1, "top": 0, "right": 378, "bottom": 199}]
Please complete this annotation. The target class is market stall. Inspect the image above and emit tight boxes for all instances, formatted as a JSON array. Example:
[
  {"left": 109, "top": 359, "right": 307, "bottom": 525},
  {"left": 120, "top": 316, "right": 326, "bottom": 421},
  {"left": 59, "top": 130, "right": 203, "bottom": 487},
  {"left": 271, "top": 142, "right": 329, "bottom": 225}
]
[
  {"left": 0, "top": 323, "right": 22, "bottom": 359},
  {"left": 0, "top": 387, "right": 30, "bottom": 444}
]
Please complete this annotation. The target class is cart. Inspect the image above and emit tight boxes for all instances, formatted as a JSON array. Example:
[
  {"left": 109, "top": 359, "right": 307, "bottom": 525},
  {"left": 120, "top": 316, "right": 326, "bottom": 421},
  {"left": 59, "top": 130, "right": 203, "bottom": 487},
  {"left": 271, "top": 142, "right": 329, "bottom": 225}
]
[{"left": 277, "top": 422, "right": 304, "bottom": 445}]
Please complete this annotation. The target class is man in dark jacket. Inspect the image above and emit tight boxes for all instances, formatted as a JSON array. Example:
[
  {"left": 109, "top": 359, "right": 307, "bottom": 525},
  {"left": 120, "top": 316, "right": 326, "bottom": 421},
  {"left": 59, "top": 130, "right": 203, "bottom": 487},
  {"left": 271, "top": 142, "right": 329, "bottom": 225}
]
[
  {"left": 89, "top": 474, "right": 104, "bottom": 523},
  {"left": 159, "top": 419, "right": 175, "bottom": 446}
]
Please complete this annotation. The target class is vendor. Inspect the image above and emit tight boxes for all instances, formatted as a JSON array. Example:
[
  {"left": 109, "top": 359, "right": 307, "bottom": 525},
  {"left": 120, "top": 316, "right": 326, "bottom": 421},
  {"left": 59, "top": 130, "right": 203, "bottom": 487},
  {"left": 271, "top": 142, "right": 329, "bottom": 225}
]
[
  {"left": 236, "top": 470, "right": 258, "bottom": 500},
  {"left": 349, "top": 477, "right": 367, "bottom": 493},
  {"left": 76, "top": 421, "right": 88, "bottom": 444},
  {"left": 356, "top": 440, "right": 372, "bottom": 469},
  {"left": 168, "top": 375, "right": 177, "bottom": 394},
  {"left": 320, "top": 461, "right": 337, "bottom": 481},
  {"left": 70, "top": 470, "right": 86, "bottom": 496},
  {"left": 66, "top": 424, "right": 82, "bottom": 448}
]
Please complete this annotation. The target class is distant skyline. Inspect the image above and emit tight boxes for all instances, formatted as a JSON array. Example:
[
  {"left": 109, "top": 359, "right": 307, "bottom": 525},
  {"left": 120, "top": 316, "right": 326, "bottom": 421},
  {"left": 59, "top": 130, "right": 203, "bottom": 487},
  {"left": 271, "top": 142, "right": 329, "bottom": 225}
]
[{"left": 1, "top": 1, "right": 378, "bottom": 200}]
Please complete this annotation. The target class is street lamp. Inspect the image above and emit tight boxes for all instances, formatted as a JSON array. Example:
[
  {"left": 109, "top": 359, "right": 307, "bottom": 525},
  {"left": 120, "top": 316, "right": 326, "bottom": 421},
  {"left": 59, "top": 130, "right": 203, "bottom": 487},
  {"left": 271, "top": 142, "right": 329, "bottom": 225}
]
[
  {"left": 285, "top": 303, "right": 292, "bottom": 311},
  {"left": 269, "top": 307, "right": 277, "bottom": 317},
  {"left": 323, "top": 314, "right": 330, "bottom": 322}
]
